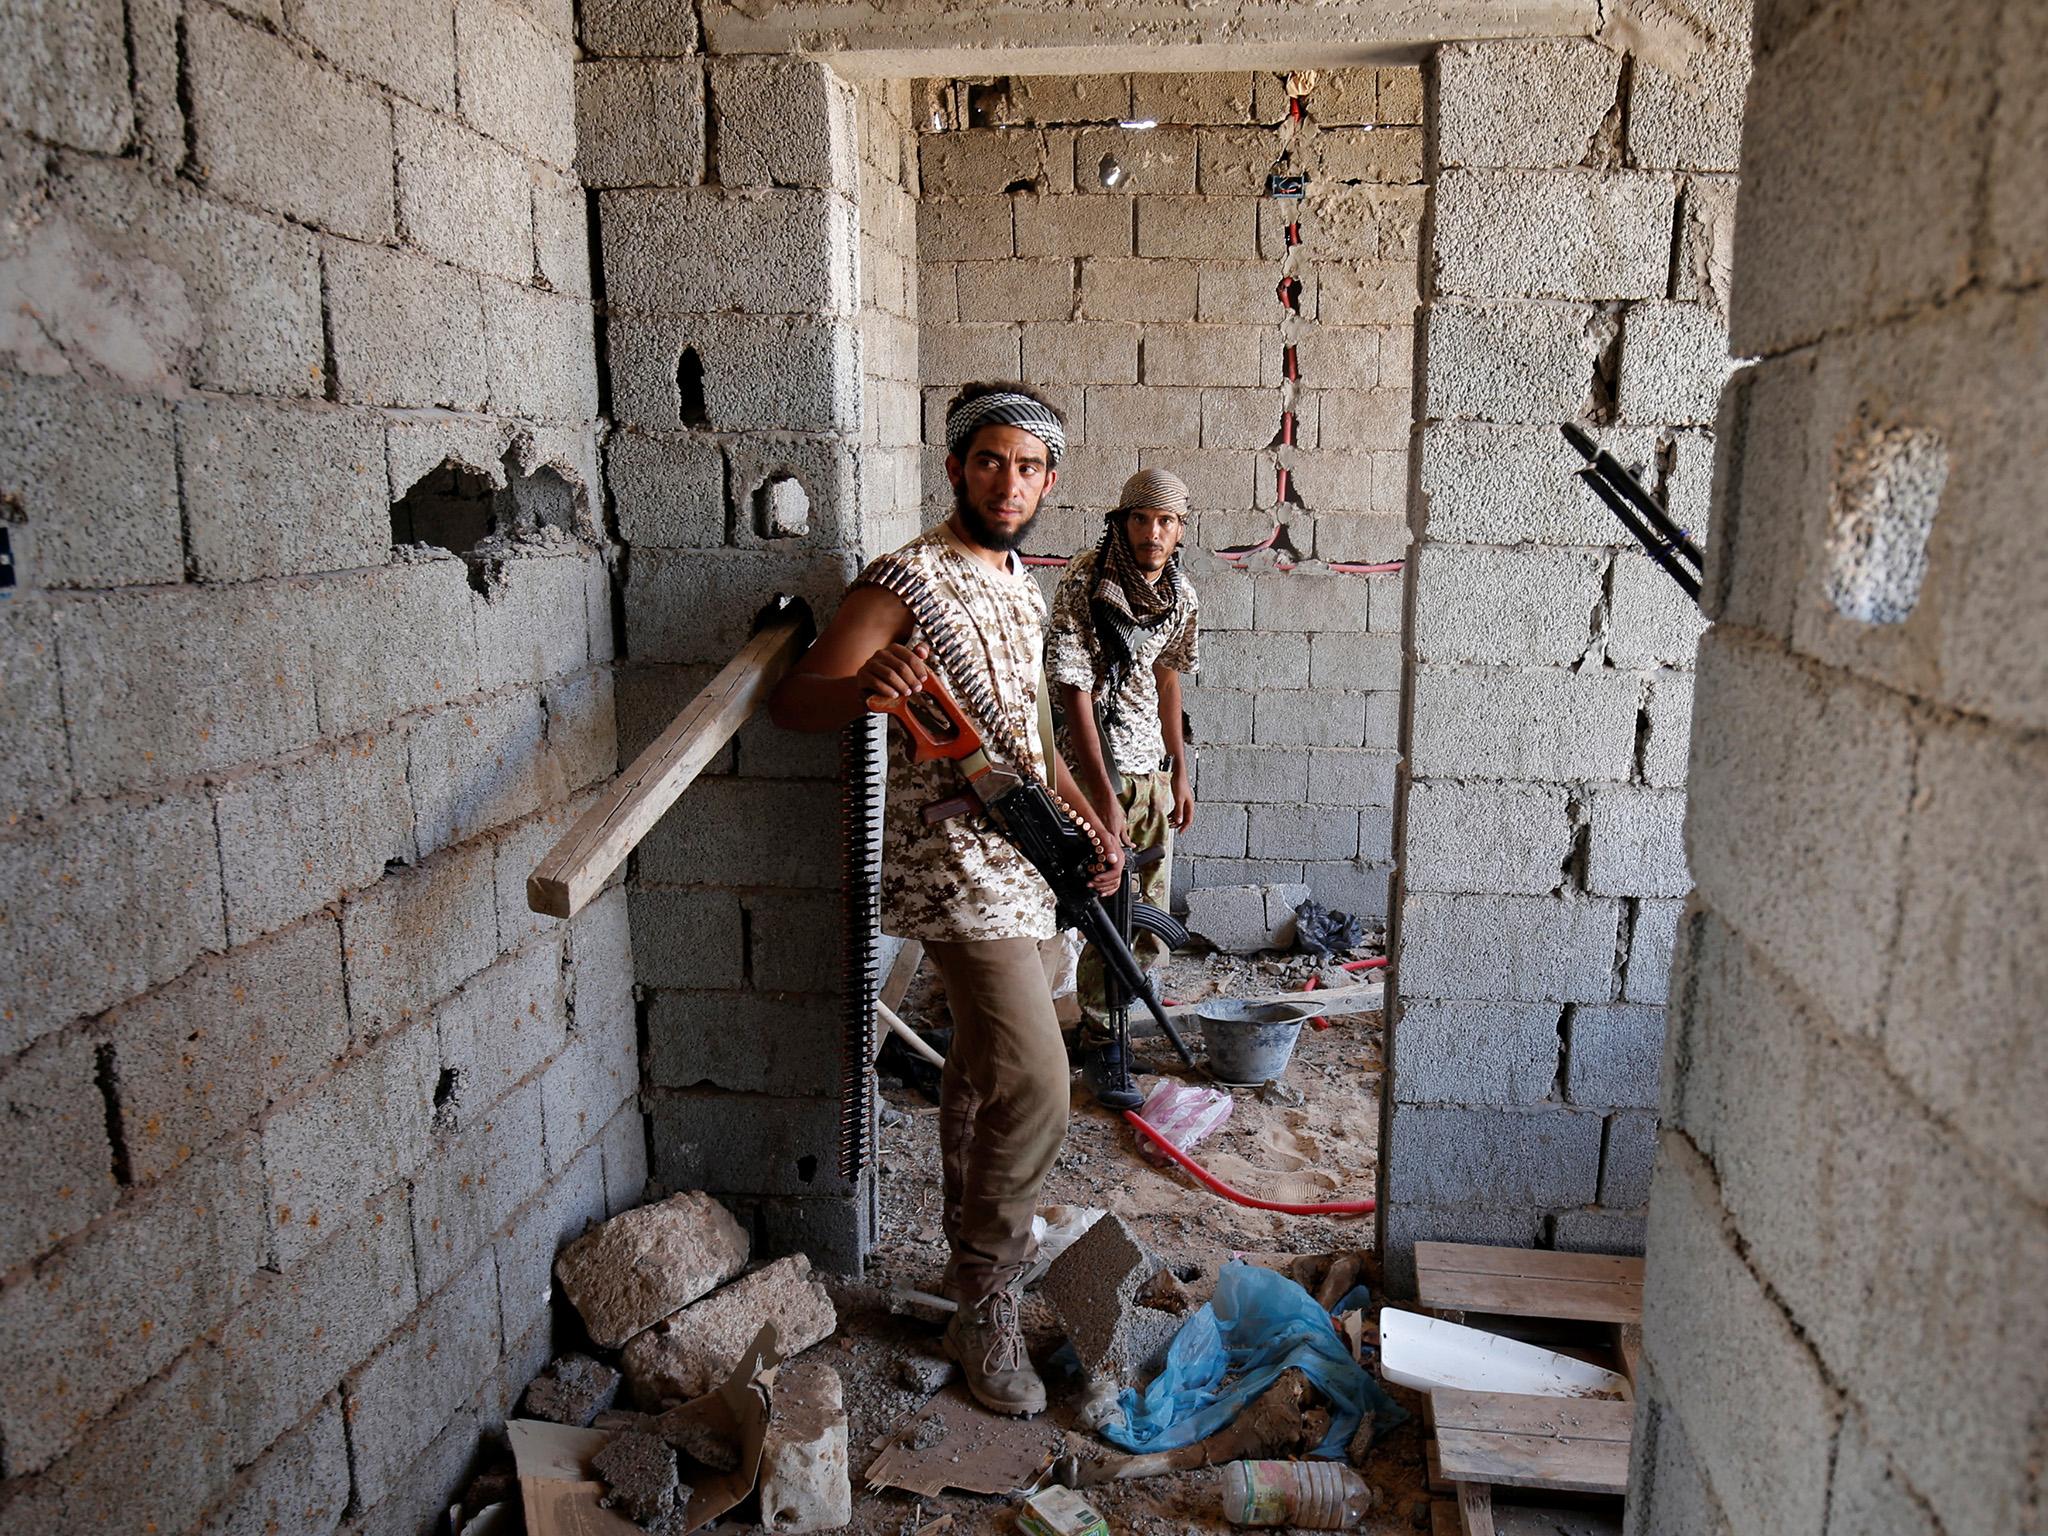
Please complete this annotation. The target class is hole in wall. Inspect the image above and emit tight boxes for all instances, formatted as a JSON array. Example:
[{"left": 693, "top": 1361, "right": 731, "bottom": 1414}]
[
  {"left": 796, "top": 1154, "right": 819, "bottom": 1184},
  {"left": 678, "top": 346, "right": 708, "bottom": 427},
  {"left": 432, "top": 1067, "right": 464, "bottom": 1134},
  {"left": 1097, "top": 153, "right": 1124, "bottom": 189},
  {"left": 392, "top": 452, "right": 588, "bottom": 590},
  {"left": 753, "top": 473, "right": 812, "bottom": 540},
  {"left": 391, "top": 462, "right": 496, "bottom": 559},
  {"left": 1824, "top": 418, "right": 1946, "bottom": 625}
]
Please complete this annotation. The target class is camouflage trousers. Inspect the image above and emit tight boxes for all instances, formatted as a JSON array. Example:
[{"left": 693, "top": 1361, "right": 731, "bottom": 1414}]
[{"left": 1076, "top": 770, "right": 1174, "bottom": 1039}]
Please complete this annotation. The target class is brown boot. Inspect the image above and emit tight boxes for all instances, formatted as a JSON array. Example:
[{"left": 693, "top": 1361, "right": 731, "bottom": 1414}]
[{"left": 943, "top": 1287, "right": 1047, "bottom": 1417}]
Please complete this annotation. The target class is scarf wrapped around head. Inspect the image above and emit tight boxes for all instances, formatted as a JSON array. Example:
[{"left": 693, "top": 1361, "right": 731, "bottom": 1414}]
[
  {"left": 1089, "top": 469, "right": 1191, "bottom": 734},
  {"left": 945, "top": 391, "right": 1067, "bottom": 466}
]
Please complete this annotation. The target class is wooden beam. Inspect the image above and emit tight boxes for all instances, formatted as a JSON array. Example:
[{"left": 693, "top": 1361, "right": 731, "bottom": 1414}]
[
  {"left": 1455, "top": 1481, "right": 1496, "bottom": 1536},
  {"left": 527, "top": 617, "right": 808, "bottom": 919}
]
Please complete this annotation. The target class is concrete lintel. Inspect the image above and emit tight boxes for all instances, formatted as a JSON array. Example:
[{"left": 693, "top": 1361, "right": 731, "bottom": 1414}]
[{"left": 699, "top": 1, "right": 1596, "bottom": 73}]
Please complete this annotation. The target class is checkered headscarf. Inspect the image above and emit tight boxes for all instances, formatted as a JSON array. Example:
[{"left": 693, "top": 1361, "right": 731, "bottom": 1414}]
[{"left": 944, "top": 392, "right": 1067, "bottom": 467}]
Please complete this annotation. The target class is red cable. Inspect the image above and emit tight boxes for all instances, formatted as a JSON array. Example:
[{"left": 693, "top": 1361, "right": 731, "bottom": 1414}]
[
  {"left": 1328, "top": 560, "right": 1404, "bottom": 575},
  {"left": 1342, "top": 957, "right": 1389, "bottom": 972},
  {"left": 1125, "top": 1110, "right": 1375, "bottom": 1216}
]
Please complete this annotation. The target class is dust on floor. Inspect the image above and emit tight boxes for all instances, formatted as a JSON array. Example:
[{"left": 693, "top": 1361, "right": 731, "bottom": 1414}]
[{"left": 823, "top": 950, "right": 1439, "bottom": 1535}]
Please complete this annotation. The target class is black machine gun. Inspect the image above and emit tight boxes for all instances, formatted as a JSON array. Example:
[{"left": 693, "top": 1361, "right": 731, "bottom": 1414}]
[
  {"left": 868, "top": 673, "right": 1198, "bottom": 1087},
  {"left": 1562, "top": 422, "right": 1706, "bottom": 605}
]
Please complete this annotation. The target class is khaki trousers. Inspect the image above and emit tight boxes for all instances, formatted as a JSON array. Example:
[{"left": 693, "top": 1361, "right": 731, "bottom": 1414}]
[
  {"left": 925, "top": 936, "right": 1071, "bottom": 1303},
  {"left": 1076, "top": 770, "right": 1174, "bottom": 1032}
]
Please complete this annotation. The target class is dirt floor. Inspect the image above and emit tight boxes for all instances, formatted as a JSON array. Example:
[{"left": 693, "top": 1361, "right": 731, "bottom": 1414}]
[{"left": 820, "top": 945, "right": 1445, "bottom": 1536}]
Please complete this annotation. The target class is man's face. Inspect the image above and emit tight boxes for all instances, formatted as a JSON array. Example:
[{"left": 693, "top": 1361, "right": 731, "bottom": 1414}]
[
  {"left": 947, "top": 424, "right": 1057, "bottom": 553},
  {"left": 1122, "top": 506, "right": 1186, "bottom": 575}
]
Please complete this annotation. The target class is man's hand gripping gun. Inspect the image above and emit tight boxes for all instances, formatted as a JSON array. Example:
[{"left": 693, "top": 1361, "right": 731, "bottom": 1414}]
[{"left": 868, "top": 675, "right": 1199, "bottom": 1071}]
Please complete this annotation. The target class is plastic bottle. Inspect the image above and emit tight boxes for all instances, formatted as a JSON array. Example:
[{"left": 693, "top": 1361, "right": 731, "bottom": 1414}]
[{"left": 1220, "top": 1459, "right": 1375, "bottom": 1529}]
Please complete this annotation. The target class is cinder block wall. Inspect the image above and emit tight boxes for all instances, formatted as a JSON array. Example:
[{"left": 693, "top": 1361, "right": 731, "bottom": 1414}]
[
  {"left": 0, "top": 2, "right": 634, "bottom": 1532},
  {"left": 1379, "top": 31, "right": 1744, "bottom": 1286},
  {"left": 1631, "top": 0, "right": 2046, "bottom": 1529},
  {"left": 586, "top": 23, "right": 895, "bottom": 1269},
  {"left": 915, "top": 69, "right": 1422, "bottom": 921}
]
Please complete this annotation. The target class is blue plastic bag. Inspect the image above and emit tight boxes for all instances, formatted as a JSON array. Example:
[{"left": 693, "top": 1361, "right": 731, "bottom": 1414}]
[{"left": 1100, "top": 1260, "right": 1406, "bottom": 1458}]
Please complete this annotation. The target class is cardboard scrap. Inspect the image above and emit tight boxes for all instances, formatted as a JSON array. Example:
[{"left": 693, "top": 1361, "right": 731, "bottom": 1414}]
[{"left": 863, "top": 1386, "right": 1065, "bottom": 1497}]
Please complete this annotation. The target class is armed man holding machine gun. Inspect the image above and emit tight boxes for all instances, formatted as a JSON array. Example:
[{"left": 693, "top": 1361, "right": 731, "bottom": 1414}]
[{"left": 770, "top": 381, "right": 1132, "bottom": 1418}]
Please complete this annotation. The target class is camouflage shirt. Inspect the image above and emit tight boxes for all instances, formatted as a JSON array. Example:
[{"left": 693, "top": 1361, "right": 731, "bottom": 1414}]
[
  {"left": 1045, "top": 548, "right": 1200, "bottom": 777},
  {"left": 858, "top": 523, "right": 1058, "bottom": 944}
]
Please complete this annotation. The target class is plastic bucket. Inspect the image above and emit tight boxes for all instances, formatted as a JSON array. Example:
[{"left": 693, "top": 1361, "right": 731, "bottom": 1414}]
[{"left": 1195, "top": 999, "right": 1318, "bottom": 1084}]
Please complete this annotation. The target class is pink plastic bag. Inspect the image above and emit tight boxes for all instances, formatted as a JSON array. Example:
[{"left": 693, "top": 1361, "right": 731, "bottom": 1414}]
[{"left": 1134, "top": 1079, "right": 1234, "bottom": 1165}]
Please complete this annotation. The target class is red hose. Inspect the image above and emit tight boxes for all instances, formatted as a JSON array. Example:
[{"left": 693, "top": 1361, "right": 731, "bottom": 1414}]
[
  {"left": 1342, "top": 957, "right": 1388, "bottom": 972},
  {"left": 1124, "top": 1110, "right": 1375, "bottom": 1217}
]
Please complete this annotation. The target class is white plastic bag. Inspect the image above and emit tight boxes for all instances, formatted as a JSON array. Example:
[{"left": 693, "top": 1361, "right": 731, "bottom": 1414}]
[{"left": 1134, "top": 1079, "right": 1234, "bottom": 1164}]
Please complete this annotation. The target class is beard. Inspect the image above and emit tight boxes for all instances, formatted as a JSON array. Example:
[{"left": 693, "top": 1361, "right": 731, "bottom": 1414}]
[{"left": 954, "top": 485, "right": 1042, "bottom": 553}]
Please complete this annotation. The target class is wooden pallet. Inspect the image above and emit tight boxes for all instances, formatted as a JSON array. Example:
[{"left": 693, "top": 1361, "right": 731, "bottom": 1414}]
[{"left": 1414, "top": 1241, "right": 1644, "bottom": 1325}]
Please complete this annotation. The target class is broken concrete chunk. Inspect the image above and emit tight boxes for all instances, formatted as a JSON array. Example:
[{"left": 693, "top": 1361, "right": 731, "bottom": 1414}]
[
  {"left": 1124, "top": 1304, "right": 1186, "bottom": 1386},
  {"left": 554, "top": 1191, "right": 751, "bottom": 1349},
  {"left": 1185, "top": 882, "right": 1310, "bottom": 953},
  {"left": 1039, "top": 1211, "right": 1163, "bottom": 1381},
  {"left": 1135, "top": 1267, "right": 1194, "bottom": 1316},
  {"left": 897, "top": 1352, "right": 956, "bottom": 1394},
  {"left": 759, "top": 1361, "right": 852, "bottom": 1534},
  {"left": 592, "top": 1429, "right": 686, "bottom": 1525},
  {"left": 622, "top": 1254, "right": 839, "bottom": 1406},
  {"left": 653, "top": 1403, "right": 742, "bottom": 1473},
  {"left": 520, "top": 1352, "right": 622, "bottom": 1426}
]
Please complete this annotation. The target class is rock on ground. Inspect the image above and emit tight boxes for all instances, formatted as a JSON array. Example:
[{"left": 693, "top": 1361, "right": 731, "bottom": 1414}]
[
  {"left": 521, "top": 1352, "right": 621, "bottom": 1426},
  {"left": 758, "top": 1361, "right": 852, "bottom": 1534},
  {"left": 592, "top": 1429, "right": 685, "bottom": 1525},
  {"left": 1039, "top": 1211, "right": 1162, "bottom": 1380},
  {"left": 623, "top": 1254, "right": 839, "bottom": 1406},
  {"left": 555, "top": 1191, "right": 751, "bottom": 1349}
]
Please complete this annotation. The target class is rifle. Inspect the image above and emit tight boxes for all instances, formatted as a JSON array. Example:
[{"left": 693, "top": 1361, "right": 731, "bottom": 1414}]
[
  {"left": 868, "top": 674, "right": 1199, "bottom": 1075},
  {"left": 1561, "top": 422, "right": 1705, "bottom": 603}
]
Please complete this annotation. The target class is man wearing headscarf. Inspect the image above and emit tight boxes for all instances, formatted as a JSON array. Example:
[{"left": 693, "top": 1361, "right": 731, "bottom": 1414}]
[
  {"left": 770, "top": 382, "right": 1121, "bottom": 1418},
  {"left": 1046, "top": 470, "right": 1200, "bottom": 1090}
]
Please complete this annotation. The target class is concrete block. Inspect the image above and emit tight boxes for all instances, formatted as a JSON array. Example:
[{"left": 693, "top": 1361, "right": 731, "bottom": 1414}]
[
  {"left": 1822, "top": 1411, "right": 1941, "bottom": 1536},
  {"left": 920, "top": 195, "right": 1014, "bottom": 260},
  {"left": 621, "top": 1254, "right": 837, "bottom": 1404},
  {"left": 0, "top": 0, "right": 130, "bottom": 151},
  {"left": 1131, "top": 72, "right": 1256, "bottom": 125},
  {"left": 1202, "top": 630, "right": 1308, "bottom": 689},
  {"left": 919, "top": 320, "right": 1022, "bottom": 384},
  {"left": 178, "top": 400, "right": 385, "bottom": 582},
  {"left": 624, "top": 545, "right": 856, "bottom": 669},
  {"left": 1267, "top": 184, "right": 1421, "bottom": 261},
  {"left": 1279, "top": 323, "right": 1385, "bottom": 394},
  {"left": 1987, "top": 0, "right": 2046, "bottom": 287},
  {"left": 1076, "top": 125, "right": 1195, "bottom": 194},
  {"left": 326, "top": 239, "right": 486, "bottom": 409},
  {"left": 1315, "top": 388, "right": 1408, "bottom": 452},
  {"left": 1625, "top": 898, "right": 1684, "bottom": 1005},
  {"left": 408, "top": 691, "right": 548, "bottom": 855},
  {"left": 1195, "top": 260, "right": 1303, "bottom": 323},
  {"left": 577, "top": 59, "right": 703, "bottom": 187},
  {"left": 494, "top": 1131, "right": 606, "bottom": 1331},
  {"left": 1136, "top": 195, "right": 1257, "bottom": 260},
  {"left": 1041, "top": 1212, "right": 1161, "bottom": 1380},
  {"left": 1138, "top": 445, "right": 1254, "bottom": 509},
  {"left": 1185, "top": 686, "right": 1254, "bottom": 748},
  {"left": 580, "top": 0, "right": 696, "bottom": 53},
  {"left": 46, "top": 151, "right": 325, "bottom": 397},
  {"left": 0, "top": 374, "right": 182, "bottom": 588},
  {"left": 555, "top": 1190, "right": 751, "bottom": 1349},
  {"left": 1380, "top": 1205, "right": 1546, "bottom": 1295},
  {"left": 744, "top": 892, "right": 844, "bottom": 996},
  {"left": 345, "top": 1253, "right": 502, "bottom": 1507},
  {"left": 1187, "top": 857, "right": 1305, "bottom": 892},
  {"left": 109, "top": 917, "right": 347, "bottom": 1185},
  {"left": 1077, "top": 256, "right": 1197, "bottom": 322},
  {"left": 475, "top": 553, "right": 591, "bottom": 689},
  {"left": 0, "top": 599, "right": 70, "bottom": 818},
  {"left": 1426, "top": 301, "right": 1611, "bottom": 423},
  {"left": 1419, "top": 422, "right": 1641, "bottom": 547},
  {"left": 1438, "top": 41, "right": 1623, "bottom": 169},
  {"left": 0, "top": 1030, "right": 116, "bottom": 1275},
  {"left": 713, "top": 56, "right": 857, "bottom": 192},
  {"left": 1598, "top": 1109, "right": 1659, "bottom": 1206},
  {"left": 188, "top": 6, "right": 393, "bottom": 238},
  {"left": 1643, "top": 669, "right": 1693, "bottom": 789},
  {"left": 1363, "top": 691, "right": 1400, "bottom": 749},
  {"left": 1184, "top": 883, "right": 1275, "bottom": 953},
  {"left": 757, "top": 1361, "right": 852, "bottom": 1534},
  {"left": 394, "top": 105, "right": 534, "bottom": 281},
  {"left": 1254, "top": 691, "right": 1366, "bottom": 748},
  {"left": 545, "top": 665, "right": 617, "bottom": 793},
  {"left": 193, "top": 1397, "right": 351, "bottom": 1536},
  {"left": 1405, "top": 779, "right": 1572, "bottom": 896},
  {"left": 1401, "top": 892, "right": 1621, "bottom": 1004},
  {"left": 414, "top": 1079, "right": 548, "bottom": 1293},
  {"left": 567, "top": 880, "right": 635, "bottom": 1022},
  {"left": 1314, "top": 262, "right": 1414, "bottom": 329},
  {"left": 1286, "top": 450, "right": 1381, "bottom": 515},
  {"left": 343, "top": 842, "right": 496, "bottom": 1040},
  {"left": 1411, "top": 665, "right": 1640, "bottom": 782},
  {"left": 55, "top": 584, "right": 318, "bottom": 793},
  {"left": 1641, "top": 1139, "right": 1840, "bottom": 1536},
  {"left": 1268, "top": 68, "right": 1387, "bottom": 127},
  {"left": 344, "top": 1403, "right": 483, "bottom": 1536},
  {"left": 603, "top": 186, "right": 855, "bottom": 317},
  {"left": 0, "top": 1140, "right": 263, "bottom": 1475},
  {"left": 648, "top": 1089, "right": 855, "bottom": 1200},
  {"left": 287, "top": 0, "right": 456, "bottom": 109},
  {"left": 1309, "top": 125, "right": 1424, "bottom": 185},
  {"left": 1386, "top": 1103, "right": 1603, "bottom": 1206},
  {"left": 1391, "top": 999, "right": 1562, "bottom": 1105},
  {"left": 1359, "top": 804, "right": 1395, "bottom": 862},
  {"left": 1197, "top": 745, "right": 1308, "bottom": 804},
  {"left": 1550, "top": 1210, "right": 1648, "bottom": 1257},
  {"left": 1193, "top": 126, "right": 1279, "bottom": 195},
  {"left": 612, "top": 311, "right": 858, "bottom": 433},
  {"left": 1305, "top": 858, "right": 1390, "bottom": 919},
  {"left": 1022, "top": 320, "right": 1138, "bottom": 384},
  {"left": 1589, "top": 787, "right": 1690, "bottom": 899},
  {"left": 1609, "top": 552, "right": 1709, "bottom": 668},
  {"left": 214, "top": 731, "right": 413, "bottom": 943},
  {"left": 1084, "top": 384, "right": 1200, "bottom": 447},
  {"left": 1200, "top": 386, "right": 1292, "bottom": 451},
  {"left": 1179, "top": 801, "right": 1248, "bottom": 858},
  {"left": 217, "top": 1183, "right": 417, "bottom": 1464},
  {"left": 1140, "top": 323, "right": 1261, "bottom": 386},
  {"left": 1414, "top": 544, "right": 1604, "bottom": 666},
  {"left": 541, "top": 1016, "right": 635, "bottom": 1177},
  {"left": 1303, "top": 747, "right": 1397, "bottom": 805},
  {"left": 533, "top": 166, "right": 592, "bottom": 298},
  {"left": 956, "top": 257, "right": 1076, "bottom": 322},
  {"left": 1631, "top": 41, "right": 1749, "bottom": 173},
  {"left": 516, "top": 1354, "right": 619, "bottom": 1428},
  {"left": 1687, "top": 634, "right": 1913, "bottom": 1034},
  {"left": 311, "top": 561, "right": 481, "bottom": 737},
  {"left": 1885, "top": 718, "right": 2048, "bottom": 1205},
  {"left": 635, "top": 769, "right": 842, "bottom": 886},
  {"left": 1311, "top": 513, "right": 1408, "bottom": 565},
  {"left": 1248, "top": 805, "right": 1358, "bottom": 861},
  {"left": 1565, "top": 1006, "right": 1666, "bottom": 1109},
  {"left": 437, "top": 931, "right": 568, "bottom": 1112},
  {"left": 647, "top": 991, "right": 839, "bottom": 1097},
  {"left": 1619, "top": 302, "right": 1730, "bottom": 427},
  {"left": 631, "top": 890, "right": 746, "bottom": 992},
  {"left": 484, "top": 280, "right": 601, "bottom": 422},
  {"left": 0, "top": 795, "right": 226, "bottom": 1056},
  {"left": 920, "top": 129, "right": 1058, "bottom": 197},
  {"left": 1000, "top": 74, "right": 1129, "bottom": 124},
  {"left": 1436, "top": 170, "right": 1675, "bottom": 302},
  {"left": 454, "top": 0, "right": 573, "bottom": 168}
]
